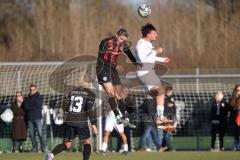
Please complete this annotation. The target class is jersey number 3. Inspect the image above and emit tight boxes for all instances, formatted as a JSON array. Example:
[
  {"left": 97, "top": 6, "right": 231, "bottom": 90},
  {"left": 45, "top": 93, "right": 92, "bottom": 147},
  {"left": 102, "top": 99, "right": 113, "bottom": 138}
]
[{"left": 69, "top": 96, "right": 83, "bottom": 113}]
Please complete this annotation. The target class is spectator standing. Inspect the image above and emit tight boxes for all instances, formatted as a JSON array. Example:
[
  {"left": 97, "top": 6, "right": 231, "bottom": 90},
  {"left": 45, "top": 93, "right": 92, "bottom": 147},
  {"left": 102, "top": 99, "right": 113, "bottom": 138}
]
[
  {"left": 229, "top": 85, "right": 240, "bottom": 151},
  {"left": 24, "top": 84, "right": 45, "bottom": 152},
  {"left": 210, "top": 91, "right": 228, "bottom": 151},
  {"left": 160, "top": 85, "right": 176, "bottom": 152},
  {"left": 116, "top": 104, "right": 135, "bottom": 152},
  {"left": 11, "top": 91, "right": 27, "bottom": 152},
  {"left": 233, "top": 96, "right": 240, "bottom": 151},
  {"left": 138, "top": 97, "right": 163, "bottom": 151}
]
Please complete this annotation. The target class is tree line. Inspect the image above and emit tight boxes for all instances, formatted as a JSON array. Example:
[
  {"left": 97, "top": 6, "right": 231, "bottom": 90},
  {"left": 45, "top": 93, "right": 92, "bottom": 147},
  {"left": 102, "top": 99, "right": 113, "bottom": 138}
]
[{"left": 0, "top": 0, "right": 240, "bottom": 69}]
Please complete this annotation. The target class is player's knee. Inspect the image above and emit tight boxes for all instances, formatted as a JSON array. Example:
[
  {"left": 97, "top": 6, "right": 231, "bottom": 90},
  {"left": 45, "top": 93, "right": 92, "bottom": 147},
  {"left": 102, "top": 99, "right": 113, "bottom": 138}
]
[
  {"left": 157, "top": 86, "right": 165, "bottom": 95},
  {"left": 64, "top": 140, "right": 72, "bottom": 149},
  {"left": 104, "top": 131, "right": 110, "bottom": 137},
  {"left": 149, "top": 89, "right": 158, "bottom": 97},
  {"left": 150, "top": 85, "right": 165, "bottom": 97},
  {"left": 83, "top": 138, "right": 91, "bottom": 145},
  {"left": 119, "top": 132, "right": 126, "bottom": 137}
]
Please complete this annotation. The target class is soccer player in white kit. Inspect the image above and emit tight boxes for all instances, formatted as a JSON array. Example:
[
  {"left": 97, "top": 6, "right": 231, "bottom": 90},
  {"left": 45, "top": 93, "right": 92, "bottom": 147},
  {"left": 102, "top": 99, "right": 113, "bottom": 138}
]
[
  {"left": 135, "top": 23, "right": 170, "bottom": 121},
  {"left": 100, "top": 107, "right": 128, "bottom": 154}
]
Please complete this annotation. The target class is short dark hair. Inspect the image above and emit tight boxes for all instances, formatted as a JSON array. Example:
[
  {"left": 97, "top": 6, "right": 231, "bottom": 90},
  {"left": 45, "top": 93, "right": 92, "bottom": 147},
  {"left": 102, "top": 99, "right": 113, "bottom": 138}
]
[
  {"left": 29, "top": 84, "right": 36, "bottom": 88},
  {"left": 141, "top": 23, "right": 157, "bottom": 37},
  {"left": 117, "top": 28, "right": 129, "bottom": 38},
  {"left": 16, "top": 91, "right": 22, "bottom": 96}
]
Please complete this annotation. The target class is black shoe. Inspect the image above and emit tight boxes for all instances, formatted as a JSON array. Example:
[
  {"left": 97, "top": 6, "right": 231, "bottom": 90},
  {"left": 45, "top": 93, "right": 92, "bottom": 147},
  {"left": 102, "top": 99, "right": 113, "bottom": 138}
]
[{"left": 19, "top": 146, "right": 23, "bottom": 153}]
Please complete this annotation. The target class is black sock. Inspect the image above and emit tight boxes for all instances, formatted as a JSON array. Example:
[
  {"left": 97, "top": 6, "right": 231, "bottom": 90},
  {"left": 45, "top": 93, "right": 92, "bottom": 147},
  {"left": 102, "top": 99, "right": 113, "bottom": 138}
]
[
  {"left": 117, "top": 99, "right": 127, "bottom": 115},
  {"left": 108, "top": 97, "right": 120, "bottom": 116},
  {"left": 83, "top": 144, "right": 91, "bottom": 160},
  {"left": 51, "top": 144, "right": 66, "bottom": 156}
]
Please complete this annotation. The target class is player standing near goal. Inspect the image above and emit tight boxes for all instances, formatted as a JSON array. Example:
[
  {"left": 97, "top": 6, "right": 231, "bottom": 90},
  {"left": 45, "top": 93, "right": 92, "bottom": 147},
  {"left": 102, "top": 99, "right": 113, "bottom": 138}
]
[
  {"left": 96, "top": 28, "right": 139, "bottom": 126},
  {"left": 100, "top": 105, "right": 128, "bottom": 155},
  {"left": 45, "top": 87, "right": 98, "bottom": 160},
  {"left": 135, "top": 23, "right": 170, "bottom": 123}
]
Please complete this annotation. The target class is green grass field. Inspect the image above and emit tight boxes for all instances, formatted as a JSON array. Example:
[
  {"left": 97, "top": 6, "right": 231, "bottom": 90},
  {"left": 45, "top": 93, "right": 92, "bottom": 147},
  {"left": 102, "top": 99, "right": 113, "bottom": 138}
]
[
  {"left": 0, "top": 152, "right": 240, "bottom": 160},
  {"left": 0, "top": 136, "right": 237, "bottom": 151}
]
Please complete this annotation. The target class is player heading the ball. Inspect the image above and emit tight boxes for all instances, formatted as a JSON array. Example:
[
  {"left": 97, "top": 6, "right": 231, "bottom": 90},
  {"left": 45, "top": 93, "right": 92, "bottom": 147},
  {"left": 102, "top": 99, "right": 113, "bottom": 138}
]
[
  {"left": 96, "top": 28, "right": 141, "bottom": 127},
  {"left": 135, "top": 23, "right": 170, "bottom": 123}
]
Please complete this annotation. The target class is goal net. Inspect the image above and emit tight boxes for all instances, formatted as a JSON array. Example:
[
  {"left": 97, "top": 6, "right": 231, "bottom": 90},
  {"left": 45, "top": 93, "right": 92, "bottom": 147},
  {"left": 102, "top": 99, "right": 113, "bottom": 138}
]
[{"left": 0, "top": 61, "right": 239, "bottom": 152}]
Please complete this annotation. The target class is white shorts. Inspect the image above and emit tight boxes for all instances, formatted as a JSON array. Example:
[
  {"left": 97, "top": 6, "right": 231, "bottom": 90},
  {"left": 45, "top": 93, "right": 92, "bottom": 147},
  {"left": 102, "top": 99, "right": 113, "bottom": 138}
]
[
  {"left": 104, "top": 111, "right": 124, "bottom": 133},
  {"left": 137, "top": 69, "right": 161, "bottom": 91}
]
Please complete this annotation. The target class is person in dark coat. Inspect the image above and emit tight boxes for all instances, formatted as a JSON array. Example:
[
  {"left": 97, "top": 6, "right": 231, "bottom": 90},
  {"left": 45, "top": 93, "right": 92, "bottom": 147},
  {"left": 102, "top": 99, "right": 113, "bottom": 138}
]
[
  {"left": 210, "top": 91, "right": 228, "bottom": 151},
  {"left": 228, "top": 84, "right": 240, "bottom": 151},
  {"left": 24, "top": 84, "right": 45, "bottom": 152},
  {"left": 11, "top": 91, "right": 27, "bottom": 152},
  {"left": 160, "top": 85, "right": 177, "bottom": 152},
  {"left": 233, "top": 96, "right": 240, "bottom": 150}
]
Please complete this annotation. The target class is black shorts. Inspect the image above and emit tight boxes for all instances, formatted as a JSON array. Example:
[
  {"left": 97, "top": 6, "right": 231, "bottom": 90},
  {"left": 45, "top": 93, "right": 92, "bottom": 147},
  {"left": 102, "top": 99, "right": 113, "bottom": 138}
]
[
  {"left": 96, "top": 64, "right": 121, "bottom": 85},
  {"left": 64, "top": 125, "right": 90, "bottom": 142}
]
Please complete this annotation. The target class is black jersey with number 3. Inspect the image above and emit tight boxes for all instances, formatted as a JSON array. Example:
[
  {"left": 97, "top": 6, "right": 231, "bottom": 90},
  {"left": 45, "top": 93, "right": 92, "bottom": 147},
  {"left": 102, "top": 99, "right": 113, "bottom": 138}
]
[{"left": 64, "top": 87, "right": 96, "bottom": 128}]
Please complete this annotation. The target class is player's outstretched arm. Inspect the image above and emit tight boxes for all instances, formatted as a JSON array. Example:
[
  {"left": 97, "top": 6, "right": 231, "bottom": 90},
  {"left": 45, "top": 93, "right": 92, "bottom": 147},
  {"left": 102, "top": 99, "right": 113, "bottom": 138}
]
[
  {"left": 154, "top": 47, "right": 170, "bottom": 63},
  {"left": 155, "top": 57, "right": 170, "bottom": 63},
  {"left": 124, "top": 48, "right": 143, "bottom": 70},
  {"left": 124, "top": 49, "right": 138, "bottom": 65}
]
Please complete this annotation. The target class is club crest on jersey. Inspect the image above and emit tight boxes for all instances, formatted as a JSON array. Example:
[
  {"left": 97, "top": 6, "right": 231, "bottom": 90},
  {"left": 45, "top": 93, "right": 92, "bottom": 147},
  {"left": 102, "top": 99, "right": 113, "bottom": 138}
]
[
  {"left": 103, "top": 76, "right": 108, "bottom": 81},
  {"left": 168, "top": 103, "right": 174, "bottom": 107}
]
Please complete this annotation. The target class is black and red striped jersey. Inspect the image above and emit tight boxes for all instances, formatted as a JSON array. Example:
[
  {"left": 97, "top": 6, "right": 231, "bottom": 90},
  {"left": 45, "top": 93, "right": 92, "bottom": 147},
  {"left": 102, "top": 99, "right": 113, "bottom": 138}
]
[{"left": 97, "top": 36, "right": 137, "bottom": 67}]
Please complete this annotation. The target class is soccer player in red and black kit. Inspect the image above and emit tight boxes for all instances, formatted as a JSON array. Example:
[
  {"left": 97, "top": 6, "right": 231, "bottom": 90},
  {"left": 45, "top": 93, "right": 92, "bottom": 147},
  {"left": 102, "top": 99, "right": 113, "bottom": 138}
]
[
  {"left": 96, "top": 28, "right": 139, "bottom": 126},
  {"left": 46, "top": 87, "right": 98, "bottom": 160}
]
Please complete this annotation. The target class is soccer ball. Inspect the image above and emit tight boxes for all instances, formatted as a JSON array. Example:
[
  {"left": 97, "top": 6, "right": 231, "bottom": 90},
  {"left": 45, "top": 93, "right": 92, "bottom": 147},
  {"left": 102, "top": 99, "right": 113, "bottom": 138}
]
[{"left": 138, "top": 4, "right": 151, "bottom": 18}]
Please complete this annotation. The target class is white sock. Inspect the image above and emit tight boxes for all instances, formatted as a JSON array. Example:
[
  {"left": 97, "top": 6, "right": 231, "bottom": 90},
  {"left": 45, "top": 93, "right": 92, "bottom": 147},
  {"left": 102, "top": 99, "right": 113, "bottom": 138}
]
[
  {"left": 102, "top": 142, "right": 108, "bottom": 152},
  {"left": 48, "top": 153, "right": 54, "bottom": 159},
  {"left": 157, "top": 105, "right": 165, "bottom": 119},
  {"left": 123, "top": 144, "right": 128, "bottom": 152}
]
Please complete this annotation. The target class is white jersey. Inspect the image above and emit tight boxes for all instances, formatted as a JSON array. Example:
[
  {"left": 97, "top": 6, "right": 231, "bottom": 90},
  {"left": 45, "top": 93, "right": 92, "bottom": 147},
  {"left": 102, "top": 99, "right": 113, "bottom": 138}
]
[
  {"left": 135, "top": 38, "right": 164, "bottom": 90},
  {"left": 136, "top": 38, "right": 157, "bottom": 65},
  {"left": 135, "top": 39, "right": 165, "bottom": 75}
]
